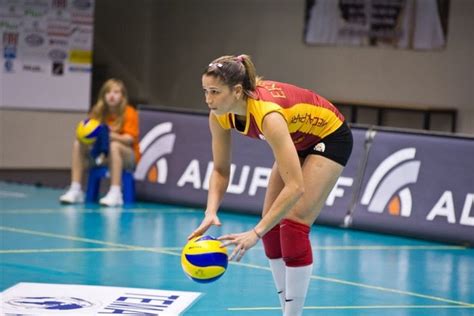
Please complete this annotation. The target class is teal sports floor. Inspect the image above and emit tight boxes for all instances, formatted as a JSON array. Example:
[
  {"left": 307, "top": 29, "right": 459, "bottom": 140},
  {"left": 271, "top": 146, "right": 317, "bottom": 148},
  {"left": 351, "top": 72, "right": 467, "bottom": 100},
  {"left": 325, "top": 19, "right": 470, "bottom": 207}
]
[{"left": 1, "top": 182, "right": 473, "bottom": 315}]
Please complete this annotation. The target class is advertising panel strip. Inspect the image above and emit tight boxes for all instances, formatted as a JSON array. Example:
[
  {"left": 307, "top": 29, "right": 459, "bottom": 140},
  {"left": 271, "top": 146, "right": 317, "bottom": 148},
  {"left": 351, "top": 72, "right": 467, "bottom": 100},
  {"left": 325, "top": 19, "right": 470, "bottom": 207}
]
[
  {"left": 136, "top": 109, "right": 474, "bottom": 245},
  {"left": 351, "top": 130, "right": 474, "bottom": 245}
]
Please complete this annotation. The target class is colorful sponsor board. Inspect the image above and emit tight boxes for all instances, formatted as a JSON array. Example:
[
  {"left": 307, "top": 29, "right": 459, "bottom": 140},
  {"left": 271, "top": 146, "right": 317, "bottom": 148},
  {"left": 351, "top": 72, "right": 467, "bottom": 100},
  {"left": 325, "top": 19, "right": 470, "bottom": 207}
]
[{"left": 1, "top": 0, "right": 94, "bottom": 110}]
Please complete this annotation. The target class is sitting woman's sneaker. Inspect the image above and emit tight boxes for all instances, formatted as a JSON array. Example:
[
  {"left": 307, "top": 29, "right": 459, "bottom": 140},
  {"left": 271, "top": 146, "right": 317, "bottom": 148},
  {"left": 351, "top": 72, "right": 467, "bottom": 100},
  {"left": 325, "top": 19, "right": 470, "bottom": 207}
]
[{"left": 59, "top": 188, "right": 84, "bottom": 204}]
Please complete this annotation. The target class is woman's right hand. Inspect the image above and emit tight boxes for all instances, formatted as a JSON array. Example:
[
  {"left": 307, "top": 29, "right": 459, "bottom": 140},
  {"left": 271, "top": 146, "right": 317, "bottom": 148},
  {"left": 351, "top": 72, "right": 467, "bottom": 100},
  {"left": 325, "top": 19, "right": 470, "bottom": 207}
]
[{"left": 187, "top": 211, "right": 221, "bottom": 240}]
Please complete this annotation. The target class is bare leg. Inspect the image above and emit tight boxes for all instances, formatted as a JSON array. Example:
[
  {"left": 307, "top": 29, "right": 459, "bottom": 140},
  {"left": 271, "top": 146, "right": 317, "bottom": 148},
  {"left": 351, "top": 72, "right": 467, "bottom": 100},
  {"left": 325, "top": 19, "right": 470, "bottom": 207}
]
[
  {"left": 71, "top": 140, "right": 90, "bottom": 184},
  {"left": 108, "top": 141, "right": 135, "bottom": 186},
  {"left": 60, "top": 140, "right": 89, "bottom": 203},
  {"left": 262, "top": 157, "right": 303, "bottom": 217},
  {"left": 286, "top": 155, "right": 343, "bottom": 226},
  {"left": 283, "top": 155, "right": 344, "bottom": 316}
]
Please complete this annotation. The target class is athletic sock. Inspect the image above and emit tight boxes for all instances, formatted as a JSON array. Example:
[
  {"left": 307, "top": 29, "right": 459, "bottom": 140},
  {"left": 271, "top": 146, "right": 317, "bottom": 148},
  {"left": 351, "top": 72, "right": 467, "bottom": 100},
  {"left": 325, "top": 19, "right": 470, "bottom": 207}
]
[
  {"left": 70, "top": 181, "right": 81, "bottom": 191},
  {"left": 109, "top": 185, "right": 121, "bottom": 195},
  {"left": 284, "top": 264, "right": 313, "bottom": 316},
  {"left": 269, "top": 258, "right": 286, "bottom": 312}
]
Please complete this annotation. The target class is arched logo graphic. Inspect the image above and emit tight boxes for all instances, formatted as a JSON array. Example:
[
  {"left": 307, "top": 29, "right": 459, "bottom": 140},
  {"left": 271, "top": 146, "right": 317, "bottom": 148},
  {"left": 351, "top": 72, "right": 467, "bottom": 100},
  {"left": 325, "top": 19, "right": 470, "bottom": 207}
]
[
  {"left": 361, "top": 148, "right": 421, "bottom": 217},
  {"left": 5, "top": 296, "right": 95, "bottom": 311},
  {"left": 134, "top": 122, "right": 176, "bottom": 184}
]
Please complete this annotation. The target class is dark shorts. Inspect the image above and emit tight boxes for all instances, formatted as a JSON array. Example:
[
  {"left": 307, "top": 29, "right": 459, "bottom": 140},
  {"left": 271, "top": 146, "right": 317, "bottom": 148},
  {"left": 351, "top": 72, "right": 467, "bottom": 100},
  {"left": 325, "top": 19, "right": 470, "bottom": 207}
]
[{"left": 297, "top": 121, "right": 353, "bottom": 166}]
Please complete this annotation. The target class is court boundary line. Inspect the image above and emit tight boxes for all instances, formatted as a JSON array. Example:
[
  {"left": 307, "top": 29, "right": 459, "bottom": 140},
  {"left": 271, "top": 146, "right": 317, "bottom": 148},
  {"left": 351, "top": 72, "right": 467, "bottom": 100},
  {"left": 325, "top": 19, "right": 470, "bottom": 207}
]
[
  {"left": 0, "top": 226, "right": 179, "bottom": 256},
  {"left": 228, "top": 305, "right": 474, "bottom": 311},
  {"left": 0, "top": 208, "right": 198, "bottom": 214},
  {"left": 1, "top": 225, "right": 472, "bottom": 307},
  {"left": 0, "top": 190, "right": 27, "bottom": 198},
  {"left": 0, "top": 248, "right": 141, "bottom": 254}
]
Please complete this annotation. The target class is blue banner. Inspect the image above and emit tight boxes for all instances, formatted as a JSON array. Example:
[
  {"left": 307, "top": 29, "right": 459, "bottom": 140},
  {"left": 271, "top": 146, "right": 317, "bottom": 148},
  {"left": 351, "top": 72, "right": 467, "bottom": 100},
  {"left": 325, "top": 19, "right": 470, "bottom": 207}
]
[{"left": 352, "top": 130, "right": 474, "bottom": 244}]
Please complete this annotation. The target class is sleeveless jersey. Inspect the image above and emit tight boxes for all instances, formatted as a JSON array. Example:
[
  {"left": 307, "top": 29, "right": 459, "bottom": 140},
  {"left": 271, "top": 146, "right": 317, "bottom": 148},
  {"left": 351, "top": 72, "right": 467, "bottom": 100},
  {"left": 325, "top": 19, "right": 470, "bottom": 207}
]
[{"left": 214, "top": 80, "right": 345, "bottom": 151}]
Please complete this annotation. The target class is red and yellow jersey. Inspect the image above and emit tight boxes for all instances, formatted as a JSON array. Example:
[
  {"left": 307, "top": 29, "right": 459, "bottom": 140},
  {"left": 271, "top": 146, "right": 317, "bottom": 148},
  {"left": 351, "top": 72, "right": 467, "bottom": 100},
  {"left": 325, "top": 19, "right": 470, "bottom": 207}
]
[
  {"left": 106, "top": 105, "right": 140, "bottom": 161},
  {"left": 214, "top": 80, "right": 345, "bottom": 151}
]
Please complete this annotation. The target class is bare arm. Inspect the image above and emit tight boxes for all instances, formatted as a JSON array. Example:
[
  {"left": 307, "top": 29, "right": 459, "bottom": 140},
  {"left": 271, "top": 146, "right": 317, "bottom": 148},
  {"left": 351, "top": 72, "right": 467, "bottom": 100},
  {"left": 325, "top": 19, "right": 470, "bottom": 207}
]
[
  {"left": 206, "top": 113, "right": 232, "bottom": 214},
  {"left": 188, "top": 114, "right": 231, "bottom": 239}
]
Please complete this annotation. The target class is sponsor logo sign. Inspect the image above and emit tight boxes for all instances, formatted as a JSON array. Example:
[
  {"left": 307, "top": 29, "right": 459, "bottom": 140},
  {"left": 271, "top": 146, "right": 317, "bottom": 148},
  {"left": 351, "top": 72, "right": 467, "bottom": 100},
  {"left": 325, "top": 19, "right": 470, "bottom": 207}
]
[
  {"left": 4, "top": 58, "right": 15, "bottom": 72},
  {"left": 2, "top": 282, "right": 201, "bottom": 315},
  {"left": 360, "top": 147, "right": 420, "bottom": 217},
  {"left": 68, "top": 65, "right": 91, "bottom": 73},
  {"left": 23, "top": 63, "right": 44, "bottom": 72},
  {"left": 68, "top": 49, "right": 91, "bottom": 64},
  {"left": 52, "top": 61, "right": 64, "bottom": 75},
  {"left": 135, "top": 122, "right": 176, "bottom": 184},
  {"left": 52, "top": 0, "right": 67, "bottom": 9},
  {"left": 71, "top": 12, "right": 93, "bottom": 25},
  {"left": 24, "top": 5, "right": 48, "bottom": 18},
  {"left": 73, "top": 0, "right": 93, "bottom": 10},
  {"left": 48, "top": 48, "right": 67, "bottom": 61},
  {"left": 24, "top": 33, "right": 45, "bottom": 47},
  {"left": 49, "top": 37, "right": 68, "bottom": 46},
  {"left": 0, "top": 19, "right": 21, "bottom": 31},
  {"left": 47, "top": 20, "right": 71, "bottom": 37},
  {"left": 23, "top": 18, "right": 47, "bottom": 33},
  {"left": 352, "top": 131, "right": 474, "bottom": 244},
  {"left": 3, "top": 46, "right": 17, "bottom": 59},
  {"left": 70, "top": 26, "right": 93, "bottom": 49},
  {"left": 3, "top": 32, "right": 18, "bottom": 46}
]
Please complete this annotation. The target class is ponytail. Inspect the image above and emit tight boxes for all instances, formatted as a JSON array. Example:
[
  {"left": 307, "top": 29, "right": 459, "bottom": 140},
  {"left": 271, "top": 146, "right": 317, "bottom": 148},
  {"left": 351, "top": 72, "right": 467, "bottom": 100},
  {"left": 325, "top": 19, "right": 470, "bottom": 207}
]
[{"left": 204, "top": 54, "right": 261, "bottom": 97}]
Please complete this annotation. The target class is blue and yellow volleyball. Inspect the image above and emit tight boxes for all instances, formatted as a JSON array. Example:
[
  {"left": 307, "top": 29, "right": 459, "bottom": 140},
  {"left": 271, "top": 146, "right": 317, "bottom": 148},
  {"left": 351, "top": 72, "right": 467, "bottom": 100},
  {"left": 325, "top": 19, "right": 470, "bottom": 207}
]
[
  {"left": 76, "top": 118, "right": 101, "bottom": 145},
  {"left": 181, "top": 235, "right": 228, "bottom": 283}
]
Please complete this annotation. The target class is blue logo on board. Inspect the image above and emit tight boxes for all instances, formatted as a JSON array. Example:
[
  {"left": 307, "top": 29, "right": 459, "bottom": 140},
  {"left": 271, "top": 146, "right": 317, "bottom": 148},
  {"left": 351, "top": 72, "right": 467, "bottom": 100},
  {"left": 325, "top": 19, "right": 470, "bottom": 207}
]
[
  {"left": 5, "top": 296, "right": 95, "bottom": 310},
  {"left": 4, "top": 59, "right": 14, "bottom": 72}
]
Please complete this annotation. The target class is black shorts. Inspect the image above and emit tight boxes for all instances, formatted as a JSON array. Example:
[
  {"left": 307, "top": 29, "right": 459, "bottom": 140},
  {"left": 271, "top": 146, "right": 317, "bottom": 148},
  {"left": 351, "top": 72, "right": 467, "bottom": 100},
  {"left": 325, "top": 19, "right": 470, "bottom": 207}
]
[{"left": 297, "top": 121, "right": 353, "bottom": 166}]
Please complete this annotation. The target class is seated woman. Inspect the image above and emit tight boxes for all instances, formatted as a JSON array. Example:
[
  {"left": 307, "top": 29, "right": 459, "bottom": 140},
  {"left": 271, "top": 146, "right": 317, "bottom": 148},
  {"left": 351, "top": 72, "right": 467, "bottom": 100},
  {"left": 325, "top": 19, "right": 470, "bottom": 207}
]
[{"left": 60, "top": 78, "right": 140, "bottom": 207}]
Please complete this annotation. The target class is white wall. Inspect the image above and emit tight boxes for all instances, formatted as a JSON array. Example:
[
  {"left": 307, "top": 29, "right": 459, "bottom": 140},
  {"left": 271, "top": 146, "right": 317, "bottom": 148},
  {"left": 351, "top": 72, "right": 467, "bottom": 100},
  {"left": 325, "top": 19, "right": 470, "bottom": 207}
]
[
  {"left": 141, "top": 0, "right": 473, "bottom": 133},
  {"left": 0, "top": 110, "right": 86, "bottom": 168},
  {"left": 1, "top": 0, "right": 473, "bottom": 169}
]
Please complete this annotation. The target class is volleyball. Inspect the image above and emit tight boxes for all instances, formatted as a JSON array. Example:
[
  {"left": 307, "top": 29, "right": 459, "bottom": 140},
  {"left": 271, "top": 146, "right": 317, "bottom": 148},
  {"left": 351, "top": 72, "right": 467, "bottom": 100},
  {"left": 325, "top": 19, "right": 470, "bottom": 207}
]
[
  {"left": 181, "top": 235, "right": 228, "bottom": 283},
  {"left": 76, "top": 118, "right": 101, "bottom": 145}
]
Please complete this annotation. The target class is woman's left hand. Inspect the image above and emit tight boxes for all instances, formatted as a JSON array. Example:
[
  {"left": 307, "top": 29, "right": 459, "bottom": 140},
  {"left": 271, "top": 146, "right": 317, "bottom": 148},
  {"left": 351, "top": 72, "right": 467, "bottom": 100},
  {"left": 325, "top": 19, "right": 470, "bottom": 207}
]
[{"left": 219, "top": 230, "right": 260, "bottom": 262}]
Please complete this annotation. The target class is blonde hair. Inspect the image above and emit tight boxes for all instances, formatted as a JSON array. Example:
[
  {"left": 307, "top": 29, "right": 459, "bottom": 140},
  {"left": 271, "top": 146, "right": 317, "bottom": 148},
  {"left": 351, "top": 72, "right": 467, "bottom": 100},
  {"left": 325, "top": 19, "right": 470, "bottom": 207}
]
[
  {"left": 203, "top": 54, "right": 263, "bottom": 98},
  {"left": 90, "top": 79, "right": 128, "bottom": 132}
]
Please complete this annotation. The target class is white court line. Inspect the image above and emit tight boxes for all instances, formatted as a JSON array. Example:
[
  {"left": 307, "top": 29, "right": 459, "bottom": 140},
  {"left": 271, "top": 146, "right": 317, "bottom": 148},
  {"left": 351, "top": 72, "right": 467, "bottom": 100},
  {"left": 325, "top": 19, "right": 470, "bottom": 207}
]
[
  {"left": 0, "top": 226, "right": 180, "bottom": 256},
  {"left": 228, "top": 305, "right": 474, "bottom": 312},
  {"left": 0, "top": 208, "right": 198, "bottom": 214},
  {"left": 0, "top": 190, "right": 27, "bottom": 198},
  {"left": 0, "top": 247, "right": 183, "bottom": 254},
  {"left": 0, "top": 248, "right": 138, "bottom": 254}
]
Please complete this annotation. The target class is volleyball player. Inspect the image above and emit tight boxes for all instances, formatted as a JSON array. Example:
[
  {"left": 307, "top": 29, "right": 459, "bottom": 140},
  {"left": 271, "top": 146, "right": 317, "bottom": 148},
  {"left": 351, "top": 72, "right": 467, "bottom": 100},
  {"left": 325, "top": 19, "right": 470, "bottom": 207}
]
[{"left": 188, "top": 54, "right": 352, "bottom": 316}]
